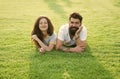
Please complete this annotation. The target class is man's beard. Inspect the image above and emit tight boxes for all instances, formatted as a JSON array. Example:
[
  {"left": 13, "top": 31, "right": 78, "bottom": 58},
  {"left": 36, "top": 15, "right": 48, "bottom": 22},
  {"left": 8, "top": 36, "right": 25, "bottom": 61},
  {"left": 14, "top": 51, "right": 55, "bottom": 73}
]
[{"left": 69, "top": 27, "right": 79, "bottom": 36}]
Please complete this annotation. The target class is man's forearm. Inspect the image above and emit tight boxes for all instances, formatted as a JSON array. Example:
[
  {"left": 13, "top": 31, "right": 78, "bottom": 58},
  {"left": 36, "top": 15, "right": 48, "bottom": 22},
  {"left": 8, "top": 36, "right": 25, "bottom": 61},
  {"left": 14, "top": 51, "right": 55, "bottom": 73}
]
[
  {"left": 59, "top": 46, "right": 70, "bottom": 52},
  {"left": 59, "top": 46, "right": 84, "bottom": 53},
  {"left": 76, "top": 38, "right": 86, "bottom": 49}
]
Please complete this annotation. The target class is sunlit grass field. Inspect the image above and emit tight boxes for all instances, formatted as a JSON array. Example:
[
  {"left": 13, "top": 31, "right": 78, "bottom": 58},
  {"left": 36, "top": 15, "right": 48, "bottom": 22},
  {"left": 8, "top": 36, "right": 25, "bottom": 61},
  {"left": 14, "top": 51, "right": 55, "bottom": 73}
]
[{"left": 0, "top": 0, "right": 120, "bottom": 79}]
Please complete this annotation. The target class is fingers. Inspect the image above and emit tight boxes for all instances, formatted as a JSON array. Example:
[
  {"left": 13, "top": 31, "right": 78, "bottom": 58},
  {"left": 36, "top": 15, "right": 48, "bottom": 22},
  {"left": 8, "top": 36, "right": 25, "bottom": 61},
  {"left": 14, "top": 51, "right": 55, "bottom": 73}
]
[
  {"left": 77, "top": 26, "right": 83, "bottom": 33},
  {"left": 39, "top": 48, "right": 45, "bottom": 54},
  {"left": 32, "top": 34, "right": 37, "bottom": 38},
  {"left": 75, "top": 26, "right": 83, "bottom": 37},
  {"left": 32, "top": 35, "right": 38, "bottom": 41}
]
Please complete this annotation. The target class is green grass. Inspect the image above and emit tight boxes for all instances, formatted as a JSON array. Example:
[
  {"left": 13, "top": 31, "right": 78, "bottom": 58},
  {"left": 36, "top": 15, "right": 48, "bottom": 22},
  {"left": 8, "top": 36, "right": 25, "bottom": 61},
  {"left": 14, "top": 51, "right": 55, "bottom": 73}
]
[{"left": 0, "top": 0, "right": 120, "bottom": 79}]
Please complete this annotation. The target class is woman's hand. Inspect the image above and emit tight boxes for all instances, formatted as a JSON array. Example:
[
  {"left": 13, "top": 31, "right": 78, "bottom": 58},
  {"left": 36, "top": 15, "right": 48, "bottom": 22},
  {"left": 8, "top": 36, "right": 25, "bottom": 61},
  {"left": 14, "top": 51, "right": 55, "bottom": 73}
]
[
  {"left": 38, "top": 48, "right": 46, "bottom": 54},
  {"left": 32, "top": 35, "right": 38, "bottom": 41}
]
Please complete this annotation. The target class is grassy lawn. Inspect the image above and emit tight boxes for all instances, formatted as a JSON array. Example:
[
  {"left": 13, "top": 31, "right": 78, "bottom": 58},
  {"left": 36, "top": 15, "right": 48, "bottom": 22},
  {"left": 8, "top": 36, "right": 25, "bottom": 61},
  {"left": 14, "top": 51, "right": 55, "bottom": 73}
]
[{"left": 0, "top": 0, "right": 120, "bottom": 79}]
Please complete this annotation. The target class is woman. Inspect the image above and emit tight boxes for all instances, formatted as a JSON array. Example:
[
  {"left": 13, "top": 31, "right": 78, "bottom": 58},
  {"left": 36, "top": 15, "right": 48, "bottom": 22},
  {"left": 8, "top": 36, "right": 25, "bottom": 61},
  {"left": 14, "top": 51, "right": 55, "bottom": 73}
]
[{"left": 31, "top": 16, "right": 56, "bottom": 53}]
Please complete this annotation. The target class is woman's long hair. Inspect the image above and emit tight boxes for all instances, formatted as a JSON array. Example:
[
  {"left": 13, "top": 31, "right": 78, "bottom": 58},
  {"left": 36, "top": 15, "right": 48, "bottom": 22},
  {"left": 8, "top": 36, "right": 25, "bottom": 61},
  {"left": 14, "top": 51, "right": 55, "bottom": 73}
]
[{"left": 31, "top": 16, "right": 54, "bottom": 48}]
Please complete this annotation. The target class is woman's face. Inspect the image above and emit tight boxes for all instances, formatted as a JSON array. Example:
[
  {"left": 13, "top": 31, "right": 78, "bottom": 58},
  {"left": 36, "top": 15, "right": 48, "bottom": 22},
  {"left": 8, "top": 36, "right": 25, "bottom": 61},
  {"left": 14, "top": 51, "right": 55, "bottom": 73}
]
[{"left": 39, "top": 18, "right": 48, "bottom": 31}]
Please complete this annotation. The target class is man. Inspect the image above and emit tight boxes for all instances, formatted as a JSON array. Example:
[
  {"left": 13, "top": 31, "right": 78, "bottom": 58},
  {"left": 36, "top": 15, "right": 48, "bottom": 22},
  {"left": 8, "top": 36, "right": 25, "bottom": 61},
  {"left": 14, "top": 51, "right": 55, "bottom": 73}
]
[{"left": 56, "top": 12, "right": 87, "bottom": 53}]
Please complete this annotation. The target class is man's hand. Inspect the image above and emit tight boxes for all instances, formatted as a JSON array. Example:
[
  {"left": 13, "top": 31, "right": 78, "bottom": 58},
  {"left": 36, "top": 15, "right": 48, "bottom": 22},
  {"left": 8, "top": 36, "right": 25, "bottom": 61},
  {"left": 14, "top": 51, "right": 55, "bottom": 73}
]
[
  {"left": 75, "top": 26, "right": 83, "bottom": 40},
  {"left": 70, "top": 46, "right": 84, "bottom": 53}
]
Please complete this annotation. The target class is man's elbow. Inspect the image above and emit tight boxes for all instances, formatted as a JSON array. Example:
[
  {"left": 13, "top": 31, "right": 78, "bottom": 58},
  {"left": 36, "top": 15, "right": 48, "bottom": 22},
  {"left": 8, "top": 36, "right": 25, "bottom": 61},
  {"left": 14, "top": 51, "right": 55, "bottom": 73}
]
[{"left": 56, "top": 39, "right": 64, "bottom": 50}]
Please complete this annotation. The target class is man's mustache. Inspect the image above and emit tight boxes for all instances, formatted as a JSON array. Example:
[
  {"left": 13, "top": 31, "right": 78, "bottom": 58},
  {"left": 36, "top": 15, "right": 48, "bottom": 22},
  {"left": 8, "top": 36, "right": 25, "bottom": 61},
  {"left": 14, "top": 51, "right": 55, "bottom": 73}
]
[{"left": 69, "top": 27, "right": 79, "bottom": 36}]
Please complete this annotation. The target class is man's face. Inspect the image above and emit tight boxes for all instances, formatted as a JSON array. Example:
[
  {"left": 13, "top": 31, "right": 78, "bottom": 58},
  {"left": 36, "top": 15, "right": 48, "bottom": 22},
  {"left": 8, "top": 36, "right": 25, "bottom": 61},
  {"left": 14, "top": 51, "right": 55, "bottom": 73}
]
[
  {"left": 69, "top": 18, "right": 81, "bottom": 36},
  {"left": 39, "top": 18, "right": 48, "bottom": 31}
]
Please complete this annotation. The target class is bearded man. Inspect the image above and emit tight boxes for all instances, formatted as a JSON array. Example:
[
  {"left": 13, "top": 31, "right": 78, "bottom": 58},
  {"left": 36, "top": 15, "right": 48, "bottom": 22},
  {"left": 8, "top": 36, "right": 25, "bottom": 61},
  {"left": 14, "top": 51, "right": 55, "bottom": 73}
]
[{"left": 56, "top": 12, "right": 87, "bottom": 53}]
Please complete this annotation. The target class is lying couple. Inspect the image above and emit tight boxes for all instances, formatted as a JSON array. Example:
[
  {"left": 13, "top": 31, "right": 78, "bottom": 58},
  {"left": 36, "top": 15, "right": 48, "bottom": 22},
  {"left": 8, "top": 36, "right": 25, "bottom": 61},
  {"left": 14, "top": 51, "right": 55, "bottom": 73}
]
[{"left": 31, "top": 12, "right": 87, "bottom": 54}]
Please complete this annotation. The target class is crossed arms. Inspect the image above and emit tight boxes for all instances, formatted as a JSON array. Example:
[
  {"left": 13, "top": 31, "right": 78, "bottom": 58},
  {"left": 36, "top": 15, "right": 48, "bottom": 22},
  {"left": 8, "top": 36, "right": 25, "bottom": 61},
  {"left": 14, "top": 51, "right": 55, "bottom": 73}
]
[
  {"left": 56, "top": 27, "right": 86, "bottom": 53},
  {"left": 56, "top": 38, "right": 86, "bottom": 53},
  {"left": 32, "top": 35, "right": 55, "bottom": 53}
]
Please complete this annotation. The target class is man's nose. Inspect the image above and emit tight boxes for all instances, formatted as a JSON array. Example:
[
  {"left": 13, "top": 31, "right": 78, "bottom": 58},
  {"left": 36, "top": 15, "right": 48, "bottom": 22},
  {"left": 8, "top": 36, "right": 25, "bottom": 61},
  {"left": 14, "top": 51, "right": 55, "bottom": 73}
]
[{"left": 72, "top": 23, "right": 76, "bottom": 27}]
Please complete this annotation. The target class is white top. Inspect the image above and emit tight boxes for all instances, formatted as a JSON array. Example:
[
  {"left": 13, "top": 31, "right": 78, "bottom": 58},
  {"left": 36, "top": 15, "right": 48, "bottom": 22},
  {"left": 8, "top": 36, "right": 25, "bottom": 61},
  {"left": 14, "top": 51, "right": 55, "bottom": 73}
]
[
  {"left": 58, "top": 24, "right": 87, "bottom": 46},
  {"left": 43, "top": 32, "right": 57, "bottom": 46}
]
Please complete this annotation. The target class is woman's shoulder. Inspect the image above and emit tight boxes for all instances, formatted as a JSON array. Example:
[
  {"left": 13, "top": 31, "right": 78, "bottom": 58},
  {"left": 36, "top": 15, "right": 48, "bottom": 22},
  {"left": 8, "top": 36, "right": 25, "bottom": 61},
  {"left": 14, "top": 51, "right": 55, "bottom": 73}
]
[
  {"left": 50, "top": 32, "right": 57, "bottom": 37},
  {"left": 52, "top": 32, "right": 57, "bottom": 36}
]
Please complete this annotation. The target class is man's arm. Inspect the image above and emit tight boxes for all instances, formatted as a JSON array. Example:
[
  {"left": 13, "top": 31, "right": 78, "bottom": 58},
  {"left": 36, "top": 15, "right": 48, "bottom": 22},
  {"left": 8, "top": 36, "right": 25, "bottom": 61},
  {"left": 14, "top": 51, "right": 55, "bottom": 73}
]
[
  {"left": 56, "top": 39, "right": 86, "bottom": 53},
  {"left": 69, "top": 26, "right": 86, "bottom": 53},
  {"left": 56, "top": 39, "right": 70, "bottom": 52},
  {"left": 76, "top": 38, "right": 86, "bottom": 49},
  {"left": 69, "top": 38, "right": 86, "bottom": 53}
]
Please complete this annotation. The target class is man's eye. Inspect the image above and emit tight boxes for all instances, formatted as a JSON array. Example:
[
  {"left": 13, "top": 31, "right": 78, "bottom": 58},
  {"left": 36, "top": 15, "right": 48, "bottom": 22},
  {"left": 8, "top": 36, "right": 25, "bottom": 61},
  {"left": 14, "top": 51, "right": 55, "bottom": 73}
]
[{"left": 76, "top": 22, "right": 79, "bottom": 24}]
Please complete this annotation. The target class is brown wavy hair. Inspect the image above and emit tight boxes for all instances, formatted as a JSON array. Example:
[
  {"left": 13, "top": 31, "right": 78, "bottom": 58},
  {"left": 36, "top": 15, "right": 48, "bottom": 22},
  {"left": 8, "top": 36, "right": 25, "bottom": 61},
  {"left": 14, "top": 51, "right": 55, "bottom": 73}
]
[{"left": 31, "top": 16, "right": 54, "bottom": 48}]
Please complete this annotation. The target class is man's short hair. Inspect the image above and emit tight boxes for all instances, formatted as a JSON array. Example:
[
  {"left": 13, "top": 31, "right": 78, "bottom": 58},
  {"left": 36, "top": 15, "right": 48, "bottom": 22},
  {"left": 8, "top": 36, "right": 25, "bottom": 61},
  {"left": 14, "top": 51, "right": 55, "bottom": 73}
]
[{"left": 69, "top": 12, "right": 83, "bottom": 22}]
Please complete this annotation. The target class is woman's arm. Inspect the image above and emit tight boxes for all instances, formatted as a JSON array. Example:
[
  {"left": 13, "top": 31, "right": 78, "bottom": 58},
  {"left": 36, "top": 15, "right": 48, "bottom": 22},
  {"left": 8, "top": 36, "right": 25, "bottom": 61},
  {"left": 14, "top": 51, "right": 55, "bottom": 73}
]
[{"left": 32, "top": 35, "right": 55, "bottom": 51}]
